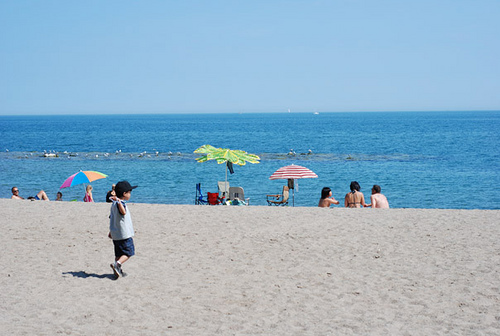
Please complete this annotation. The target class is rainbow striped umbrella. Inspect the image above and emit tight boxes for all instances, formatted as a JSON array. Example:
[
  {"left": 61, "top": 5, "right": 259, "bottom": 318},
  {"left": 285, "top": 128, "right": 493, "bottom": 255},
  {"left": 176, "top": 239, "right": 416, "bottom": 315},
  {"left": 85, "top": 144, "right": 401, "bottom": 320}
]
[
  {"left": 269, "top": 164, "right": 318, "bottom": 206},
  {"left": 60, "top": 170, "right": 108, "bottom": 189}
]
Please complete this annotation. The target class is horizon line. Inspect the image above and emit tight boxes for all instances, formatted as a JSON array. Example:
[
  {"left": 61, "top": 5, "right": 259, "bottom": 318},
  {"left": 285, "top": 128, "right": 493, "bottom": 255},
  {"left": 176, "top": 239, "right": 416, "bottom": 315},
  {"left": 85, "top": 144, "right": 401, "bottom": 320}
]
[{"left": 1, "top": 109, "right": 499, "bottom": 117}]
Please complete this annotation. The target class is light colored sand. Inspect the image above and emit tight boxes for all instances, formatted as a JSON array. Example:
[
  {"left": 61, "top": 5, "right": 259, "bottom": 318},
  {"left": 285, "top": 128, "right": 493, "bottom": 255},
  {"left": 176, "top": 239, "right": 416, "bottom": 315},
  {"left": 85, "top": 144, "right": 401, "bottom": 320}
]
[{"left": 1, "top": 199, "right": 499, "bottom": 335}]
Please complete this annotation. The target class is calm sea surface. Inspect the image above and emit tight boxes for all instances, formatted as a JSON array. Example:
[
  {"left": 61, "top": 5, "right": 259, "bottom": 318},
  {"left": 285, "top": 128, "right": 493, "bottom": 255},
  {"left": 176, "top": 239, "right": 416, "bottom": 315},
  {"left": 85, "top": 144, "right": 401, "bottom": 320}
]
[{"left": 1, "top": 112, "right": 499, "bottom": 209}]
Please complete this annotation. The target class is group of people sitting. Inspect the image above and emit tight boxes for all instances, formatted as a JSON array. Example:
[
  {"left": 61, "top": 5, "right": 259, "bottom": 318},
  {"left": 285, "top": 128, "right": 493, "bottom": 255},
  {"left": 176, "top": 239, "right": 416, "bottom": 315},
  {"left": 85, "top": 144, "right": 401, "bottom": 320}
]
[
  {"left": 318, "top": 181, "right": 389, "bottom": 208},
  {"left": 11, "top": 181, "right": 388, "bottom": 208},
  {"left": 10, "top": 184, "right": 97, "bottom": 202}
]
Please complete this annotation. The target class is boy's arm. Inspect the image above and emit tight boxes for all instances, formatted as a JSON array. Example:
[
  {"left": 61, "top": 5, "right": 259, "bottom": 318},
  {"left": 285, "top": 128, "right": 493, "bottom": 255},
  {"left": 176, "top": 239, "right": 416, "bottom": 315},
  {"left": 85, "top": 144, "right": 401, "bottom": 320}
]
[
  {"left": 110, "top": 196, "right": 127, "bottom": 215},
  {"left": 116, "top": 200, "right": 127, "bottom": 215}
]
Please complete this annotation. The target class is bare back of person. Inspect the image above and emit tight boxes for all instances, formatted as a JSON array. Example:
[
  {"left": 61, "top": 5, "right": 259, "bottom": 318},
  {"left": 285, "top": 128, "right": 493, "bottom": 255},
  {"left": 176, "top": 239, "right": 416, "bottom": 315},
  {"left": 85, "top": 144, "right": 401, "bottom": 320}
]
[
  {"left": 344, "top": 191, "right": 365, "bottom": 208},
  {"left": 371, "top": 193, "right": 389, "bottom": 208}
]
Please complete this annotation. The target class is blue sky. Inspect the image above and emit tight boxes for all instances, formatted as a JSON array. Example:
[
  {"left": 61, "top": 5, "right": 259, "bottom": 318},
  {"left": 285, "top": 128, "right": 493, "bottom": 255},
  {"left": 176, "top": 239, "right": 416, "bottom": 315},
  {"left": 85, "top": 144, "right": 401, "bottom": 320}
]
[{"left": 1, "top": 0, "right": 499, "bottom": 115}]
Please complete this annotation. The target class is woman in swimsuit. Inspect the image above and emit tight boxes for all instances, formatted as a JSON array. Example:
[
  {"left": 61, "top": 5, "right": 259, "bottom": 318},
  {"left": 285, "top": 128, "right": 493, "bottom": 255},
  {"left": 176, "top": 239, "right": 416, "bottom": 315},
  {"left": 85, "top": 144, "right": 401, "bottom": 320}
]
[
  {"left": 318, "top": 187, "right": 340, "bottom": 207},
  {"left": 344, "top": 181, "right": 367, "bottom": 208}
]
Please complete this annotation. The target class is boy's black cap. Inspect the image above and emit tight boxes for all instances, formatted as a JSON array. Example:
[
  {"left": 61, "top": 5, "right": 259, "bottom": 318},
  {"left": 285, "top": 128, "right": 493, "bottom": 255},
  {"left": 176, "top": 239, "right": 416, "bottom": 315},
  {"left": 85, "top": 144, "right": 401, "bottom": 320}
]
[{"left": 115, "top": 181, "right": 137, "bottom": 195}]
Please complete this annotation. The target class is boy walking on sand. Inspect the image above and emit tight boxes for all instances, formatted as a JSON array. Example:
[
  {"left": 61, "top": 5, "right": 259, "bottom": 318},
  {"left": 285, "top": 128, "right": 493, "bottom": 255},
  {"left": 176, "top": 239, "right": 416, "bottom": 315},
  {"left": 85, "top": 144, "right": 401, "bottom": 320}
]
[{"left": 109, "top": 180, "right": 138, "bottom": 279}]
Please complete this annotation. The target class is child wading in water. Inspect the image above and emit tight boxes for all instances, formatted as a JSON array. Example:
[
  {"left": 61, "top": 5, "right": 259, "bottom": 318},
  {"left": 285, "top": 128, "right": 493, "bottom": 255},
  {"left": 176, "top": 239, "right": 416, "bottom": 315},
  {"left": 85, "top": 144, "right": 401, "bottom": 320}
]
[{"left": 108, "top": 181, "right": 137, "bottom": 279}]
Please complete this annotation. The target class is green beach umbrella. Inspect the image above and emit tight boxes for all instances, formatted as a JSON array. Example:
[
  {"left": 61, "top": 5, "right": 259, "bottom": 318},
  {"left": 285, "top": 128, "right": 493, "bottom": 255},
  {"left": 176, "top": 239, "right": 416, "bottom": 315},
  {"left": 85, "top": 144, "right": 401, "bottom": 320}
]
[
  {"left": 194, "top": 145, "right": 260, "bottom": 165},
  {"left": 194, "top": 145, "right": 260, "bottom": 197}
]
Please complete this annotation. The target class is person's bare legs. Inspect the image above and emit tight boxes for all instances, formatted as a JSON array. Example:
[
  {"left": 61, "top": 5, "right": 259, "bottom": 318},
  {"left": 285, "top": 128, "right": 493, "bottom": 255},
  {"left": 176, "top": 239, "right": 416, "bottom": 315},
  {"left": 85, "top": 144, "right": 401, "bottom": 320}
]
[
  {"left": 37, "top": 190, "right": 49, "bottom": 200},
  {"left": 116, "top": 255, "right": 129, "bottom": 265},
  {"left": 110, "top": 255, "right": 129, "bottom": 278}
]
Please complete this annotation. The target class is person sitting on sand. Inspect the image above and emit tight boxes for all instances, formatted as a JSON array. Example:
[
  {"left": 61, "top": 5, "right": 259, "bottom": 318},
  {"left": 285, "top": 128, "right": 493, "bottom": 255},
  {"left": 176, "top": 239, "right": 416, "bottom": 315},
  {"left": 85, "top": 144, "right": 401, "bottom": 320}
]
[
  {"left": 84, "top": 185, "right": 94, "bottom": 202},
  {"left": 106, "top": 184, "right": 116, "bottom": 203},
  {"left": 318, "top": 187, "right": 340, "bottom": 207},
  {"left": 56, "top": 191, "right": 63, "bottom": 201},
  {"left": 344, "top": 181, "right": 367, "bottom": 208},
  {"left": 366, "top": 185, "right": 390, "bottom": 208},
  {"left": 11, "top": 187, "right": 50, "bottom": 200}
]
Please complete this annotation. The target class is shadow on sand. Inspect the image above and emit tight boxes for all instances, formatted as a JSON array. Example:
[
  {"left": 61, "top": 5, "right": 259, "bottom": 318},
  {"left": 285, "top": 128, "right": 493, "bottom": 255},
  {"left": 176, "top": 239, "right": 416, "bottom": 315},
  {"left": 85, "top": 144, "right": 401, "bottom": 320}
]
[{"left": 63, "top": 271, "right": 116, "bottom": 280}]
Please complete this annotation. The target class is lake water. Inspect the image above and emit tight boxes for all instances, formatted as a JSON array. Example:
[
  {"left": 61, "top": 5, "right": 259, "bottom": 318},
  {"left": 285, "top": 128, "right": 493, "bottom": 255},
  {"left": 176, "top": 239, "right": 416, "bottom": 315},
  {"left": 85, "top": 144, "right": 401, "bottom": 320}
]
[{"left": 1, "top": 111, "right": 499, "bottom": 209}]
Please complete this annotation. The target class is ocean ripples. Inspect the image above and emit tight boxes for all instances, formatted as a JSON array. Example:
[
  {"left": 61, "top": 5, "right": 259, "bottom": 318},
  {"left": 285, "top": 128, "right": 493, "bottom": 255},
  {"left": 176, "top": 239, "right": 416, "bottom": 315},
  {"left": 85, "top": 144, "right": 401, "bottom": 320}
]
[
  {"left": 0, "top": 150, "right": 429, "bottom": 163},
  {"left": 1, "top": 112, "right": 499, "bottom": 208}
]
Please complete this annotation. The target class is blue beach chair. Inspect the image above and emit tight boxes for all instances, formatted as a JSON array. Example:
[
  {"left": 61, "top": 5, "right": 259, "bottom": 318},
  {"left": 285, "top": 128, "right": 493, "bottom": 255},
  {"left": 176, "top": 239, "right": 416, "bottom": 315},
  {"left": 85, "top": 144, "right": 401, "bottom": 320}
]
[{"left": 195, "top": 183, "right": 209, "bottom": 205}]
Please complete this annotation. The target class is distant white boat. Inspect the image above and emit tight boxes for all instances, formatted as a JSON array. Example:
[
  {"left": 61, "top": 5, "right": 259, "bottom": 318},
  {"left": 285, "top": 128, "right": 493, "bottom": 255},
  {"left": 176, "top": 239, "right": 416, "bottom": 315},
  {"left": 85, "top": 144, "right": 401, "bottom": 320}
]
[{"left": 313, "top": 111, "right": 319, "bottom": 115}]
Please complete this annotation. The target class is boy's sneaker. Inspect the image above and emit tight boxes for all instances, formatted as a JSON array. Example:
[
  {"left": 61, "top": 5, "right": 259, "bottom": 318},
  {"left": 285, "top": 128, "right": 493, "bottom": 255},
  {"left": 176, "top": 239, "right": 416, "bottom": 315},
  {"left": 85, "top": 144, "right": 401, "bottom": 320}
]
[
  {"left": 110, "top": 262, "right": 122, "bottom": 279},
  {"left": 117, "top": 262, "right": 124, "bottom": 277}
]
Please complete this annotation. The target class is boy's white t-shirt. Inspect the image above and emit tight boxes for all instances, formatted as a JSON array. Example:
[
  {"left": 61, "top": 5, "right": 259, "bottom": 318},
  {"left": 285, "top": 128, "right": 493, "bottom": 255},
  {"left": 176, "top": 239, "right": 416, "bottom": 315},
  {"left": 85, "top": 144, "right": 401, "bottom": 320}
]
[{"left": 109, "top": 200, "right": 134, "bottom": 240}]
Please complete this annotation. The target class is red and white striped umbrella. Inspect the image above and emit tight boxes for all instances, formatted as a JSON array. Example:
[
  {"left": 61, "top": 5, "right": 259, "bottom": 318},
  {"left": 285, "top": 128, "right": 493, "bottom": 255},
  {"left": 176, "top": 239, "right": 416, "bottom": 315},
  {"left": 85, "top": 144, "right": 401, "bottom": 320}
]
[
  {"left": 269, "top": 164, "right": 318, "bottom": 180},
  {"left": 269, "top": 164, "right": 318, "bottom": 206}
]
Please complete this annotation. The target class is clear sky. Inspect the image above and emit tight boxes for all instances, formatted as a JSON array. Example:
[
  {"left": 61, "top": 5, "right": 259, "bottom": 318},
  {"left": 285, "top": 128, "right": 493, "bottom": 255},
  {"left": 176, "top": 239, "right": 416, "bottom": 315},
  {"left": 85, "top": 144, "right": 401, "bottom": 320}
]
[{"left": 1, "top": 0, "right": 499, "bottom": 115}]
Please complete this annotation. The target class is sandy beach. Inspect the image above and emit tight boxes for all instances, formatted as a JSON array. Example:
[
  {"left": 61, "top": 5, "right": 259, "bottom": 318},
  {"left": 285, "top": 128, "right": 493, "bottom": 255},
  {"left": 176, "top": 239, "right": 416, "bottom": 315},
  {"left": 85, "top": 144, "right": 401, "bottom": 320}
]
[{"left": 1, "top": 199, "right": 499, "bottom": 335}]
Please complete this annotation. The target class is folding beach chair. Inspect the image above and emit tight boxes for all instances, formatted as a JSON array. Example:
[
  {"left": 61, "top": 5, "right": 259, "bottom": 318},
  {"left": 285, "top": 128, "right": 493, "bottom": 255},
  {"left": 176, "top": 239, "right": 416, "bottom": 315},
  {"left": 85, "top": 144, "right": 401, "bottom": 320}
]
[
  {"left": 195, "top": 183, "right": 208, "bottom": 205},
  {"left": 218, "top": 181, "right": 230, "bottom": 200},
  {"left": 207, "top": 192, "right": 222, "bottom": 205},
  {"left": 266, "top": 186, "right": 289, "bottom": 206},
  {"left": 229, "top": 186, "right": 250, "bottom": 205}
]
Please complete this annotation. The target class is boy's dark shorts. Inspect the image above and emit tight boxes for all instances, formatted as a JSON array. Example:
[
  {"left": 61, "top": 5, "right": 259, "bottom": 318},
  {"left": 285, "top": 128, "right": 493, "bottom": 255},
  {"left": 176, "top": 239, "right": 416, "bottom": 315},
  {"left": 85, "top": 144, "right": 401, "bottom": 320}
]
[{"left": 113, "top": 237, "right": 135, "bottom": 258}]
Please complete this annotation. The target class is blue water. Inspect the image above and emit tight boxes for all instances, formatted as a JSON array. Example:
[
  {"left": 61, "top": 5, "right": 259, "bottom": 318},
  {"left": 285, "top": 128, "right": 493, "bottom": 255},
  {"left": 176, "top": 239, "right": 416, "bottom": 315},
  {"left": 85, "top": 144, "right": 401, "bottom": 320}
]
[{"left": 1, "top": 112, "right": 499, "bottom": 209}]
